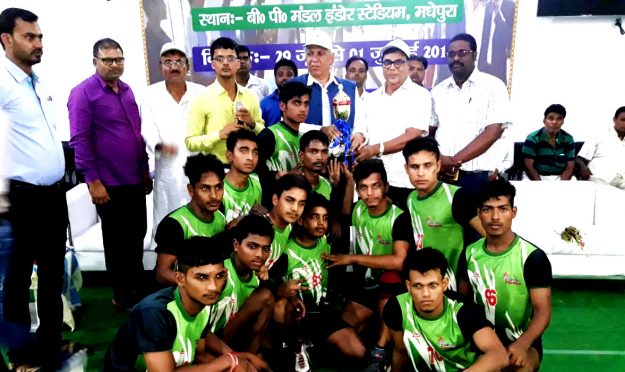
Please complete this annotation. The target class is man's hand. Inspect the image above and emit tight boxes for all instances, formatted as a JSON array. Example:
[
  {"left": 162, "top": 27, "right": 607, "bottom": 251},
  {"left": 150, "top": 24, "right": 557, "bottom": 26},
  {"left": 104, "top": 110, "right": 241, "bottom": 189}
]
[
  {"left": 579, "top": 165, "right": 592, "bottom": 180},
  {"left": 219, "top": 123, "right": 244, "bottom": 140},
  {"left": 278, "top": 278, "right": 309, "bottom": 298},
  {"left": 328, "top": 158, "right": 342, "bottom": 186},
  {"left": 507, "top": 339, "right": 530, "bottom": 368},
  {"left": 350, "top": 133, "right": 366, "bottom": 152},
  {"left": 256, "top": 265, "right": 269, "bottom": 281},
  {"left": 235, "top": 108, "right": 255, "bottom": 129},
  {"left": 144, "top": 171, "right": 153, "bottom": 195},
  {"left": 156, "top": 143, "right": 178, "bottom": 156},
  {"left": 322, "top": 253, "right": 353, "bottom": 268},
  {"left": 237, "top": 352, "right": 271, "bottom": 372},
  {"left": 320, "top": 125, "right": 341, "bottom": 141},
  {"left": 88, "top": 180, "right": 110, "bottom": 205},
  {"left": 440, "top": 155, "right": 462, "bottom": 177},
  {"left": 355, "top": 144, "right": 379, "bottom": 163}
]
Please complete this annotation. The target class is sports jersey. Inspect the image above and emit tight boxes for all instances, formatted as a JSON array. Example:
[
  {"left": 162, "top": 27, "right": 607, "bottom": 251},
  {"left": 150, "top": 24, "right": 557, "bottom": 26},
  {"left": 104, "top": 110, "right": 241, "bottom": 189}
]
[
  {"left": 352, "top": 200, "right": 403, "bottom": 281},
  {"left": 266, "top": 223, "right": 292, "bottom": 270},
  {"left": 313, "top": 176, "right": 332, "bottom": 200},
  {"left": 404, "top": 182, "right": 463, "bottom": 289},
  {"left": 207, "top": 258, "right": 260, "bottom": 332},
  {"left": 384, "top": 292, "right": 491, "bottom": 372},
  {"left": 222, "top": 173, "right": 262, "bottom": 223},
  {"left": 265, "top": 122, "right": 300, "bottom": 172},
  {"left": 103, "top": 287, "right": 210, "bottom": 370},
  {"left": 458, "top": 235, "right": 552, "bottom": 343},
  {"left": 285, "top": 236, "right": 331, "bottom": 305},
  {"left": 154, "top": 204, "right": 226, "bottom": 256}
]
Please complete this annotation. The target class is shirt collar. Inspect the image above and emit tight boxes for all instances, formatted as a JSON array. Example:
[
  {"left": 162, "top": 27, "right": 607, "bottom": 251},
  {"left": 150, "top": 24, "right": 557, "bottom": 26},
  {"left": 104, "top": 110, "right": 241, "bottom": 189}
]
[
  {"left": 306, "top": 72, "right": 338, "bottom": 89},
  {"left": 93, "top": 73, "right": 127, "bottom": 92},
  {"left": 445, "top": 67, "right": 480, "bottom": 89},
  {"left": 210, "top": 79, "right": 246, "bottom": 96},
  {"left": 2, "top": 56, "right": 36, "bottom": 84},
  {"left": 379, "top": 77, "right": 413, "bottom": 95}
]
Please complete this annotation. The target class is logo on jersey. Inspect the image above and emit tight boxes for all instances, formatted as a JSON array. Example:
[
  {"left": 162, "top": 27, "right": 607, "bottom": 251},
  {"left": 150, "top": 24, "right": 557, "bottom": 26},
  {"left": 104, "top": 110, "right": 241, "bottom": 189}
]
[
  {"left": 503, "top": 272, "right": 521, "bottom": 286},
  {"left": 472, "top": 271, "right": 481, "bottom": 280},
  {"left": 376, "top": 235, "right": 391, "bottom": 245},
  {"left": 426, "top": 216, "right": 442, "bottom": 227},
  {"left": 437, "top": 336, "right": 455, "bottom": 350}
]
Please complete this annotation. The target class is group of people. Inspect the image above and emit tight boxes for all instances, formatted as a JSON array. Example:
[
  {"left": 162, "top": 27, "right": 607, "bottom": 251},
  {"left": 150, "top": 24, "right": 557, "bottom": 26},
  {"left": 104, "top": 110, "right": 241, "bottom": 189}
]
[{"left": 5, "top": 4, "right": 621, "bottom": 371}]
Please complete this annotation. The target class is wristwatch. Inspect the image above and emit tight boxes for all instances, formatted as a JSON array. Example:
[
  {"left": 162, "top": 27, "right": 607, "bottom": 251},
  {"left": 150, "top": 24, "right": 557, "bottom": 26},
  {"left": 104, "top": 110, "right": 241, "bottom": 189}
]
[{"left": 378, "top": 142, "right": 385, "bottom": 157}]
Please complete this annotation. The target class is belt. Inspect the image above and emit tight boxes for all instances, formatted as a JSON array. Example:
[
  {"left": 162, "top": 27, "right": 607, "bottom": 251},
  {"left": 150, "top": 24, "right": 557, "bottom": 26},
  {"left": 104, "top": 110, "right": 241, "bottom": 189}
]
[
  {"left": 10, "top": 179, "right": 64, "bottom": 192},
  {"left": 459, "top": 170, "right": 489, "bottom": 175}
]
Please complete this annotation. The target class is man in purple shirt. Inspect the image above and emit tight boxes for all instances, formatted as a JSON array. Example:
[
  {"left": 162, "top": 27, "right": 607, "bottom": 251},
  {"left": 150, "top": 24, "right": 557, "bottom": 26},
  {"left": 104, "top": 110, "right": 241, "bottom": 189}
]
[{"left": 68, "top": 38, "right": 152, "bottom": 310}]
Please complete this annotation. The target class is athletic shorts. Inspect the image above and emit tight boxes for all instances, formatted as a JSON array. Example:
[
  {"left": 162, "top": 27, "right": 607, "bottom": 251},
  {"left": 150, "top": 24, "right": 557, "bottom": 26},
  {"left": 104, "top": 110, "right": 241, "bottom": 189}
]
[{"left": 349, "top": 271, "right": 406, "bottom": 311}]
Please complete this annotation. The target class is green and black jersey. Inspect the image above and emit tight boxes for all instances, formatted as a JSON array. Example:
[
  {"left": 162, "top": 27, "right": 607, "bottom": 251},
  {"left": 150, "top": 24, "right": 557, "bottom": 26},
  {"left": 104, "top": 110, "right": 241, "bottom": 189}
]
[
  {"left": 285, "top": 236, "right": 331, "bottom": 306},
  {"left": 222, "top": 173, "right": 262, "bottom": 223}
]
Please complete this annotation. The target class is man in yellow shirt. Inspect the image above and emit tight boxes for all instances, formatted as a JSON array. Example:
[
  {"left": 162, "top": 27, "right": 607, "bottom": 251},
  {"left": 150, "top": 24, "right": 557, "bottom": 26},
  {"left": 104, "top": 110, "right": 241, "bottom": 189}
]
[{"left": 186, "top": 37, "right": 264, "bottom": 163}]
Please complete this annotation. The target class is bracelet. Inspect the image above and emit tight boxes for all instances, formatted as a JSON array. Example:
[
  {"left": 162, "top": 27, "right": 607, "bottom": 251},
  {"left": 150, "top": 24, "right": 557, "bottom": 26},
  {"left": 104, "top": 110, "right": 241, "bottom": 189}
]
[
  {"left": 378, "top": 142, "right": 385, "bottom": 157},
  {"left": 227, "top": 352, "right": 239, "bottom": 372}
]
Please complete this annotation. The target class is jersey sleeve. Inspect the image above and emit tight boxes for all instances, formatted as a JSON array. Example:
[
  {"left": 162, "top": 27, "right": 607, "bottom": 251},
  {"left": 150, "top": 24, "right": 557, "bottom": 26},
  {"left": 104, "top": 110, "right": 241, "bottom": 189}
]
[
  {"left": 524, "top": 248, "right": 552, "bottom": 288},
  {"left": 130, "top": 306, "right": 177, "bottom": 353},
  {"left": 456, "top": 246, "right": 469, "bottom": 283},
  {"left": 383, "top": 296, "right": 403, "bottom": 331},
  {"left": 392, "top": 212, "right": 415, "bottom": 246},
  {"left": 154, "top": 217, "right": 184, "bottom": 255},
  {"left": 451, "top": 187, "right": 477, "bottom": 226},
  {"left": 456, "top": 299, "right": 494, "bottom": 341},
  {"left": 257, "top": 128, "right": 276, "bottom": 165}
]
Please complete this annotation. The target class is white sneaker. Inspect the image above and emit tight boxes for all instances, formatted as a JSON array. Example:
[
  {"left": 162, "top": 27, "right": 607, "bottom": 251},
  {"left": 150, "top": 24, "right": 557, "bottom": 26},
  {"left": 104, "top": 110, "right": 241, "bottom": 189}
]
[{"left": 294, "top": 344, "right": 311, "bottom": 372}]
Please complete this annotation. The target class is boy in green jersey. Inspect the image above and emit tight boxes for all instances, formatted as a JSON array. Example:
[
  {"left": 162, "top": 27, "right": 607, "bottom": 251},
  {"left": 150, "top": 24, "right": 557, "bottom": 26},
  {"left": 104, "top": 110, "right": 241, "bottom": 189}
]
[
  {"left": 278, "top": 193, "right": 368, "bottom": 370},
  {"left": 395, "top": 137, "right": 482, "bottom": 291},
  {"left": 155, "top": 153, "right": 227, "bottom": 286},
  {"left": 384, "top": 248, "right": 508, "bottom": 372},
  {"left": 322, "top": 159, "right": 412, "bottom": 372},
  {"left": 104, "top": 237, "right": 268, "bottom": 371},
  {"left": 458, "top": 180, "right": 552, "bottom": 372},
  {"left": 223, "top": 130, "right": 263, "bottom": 223},
  {"left": 208, "top": 214, "right": 276, "bottom": 355},
  {"left": 258, "top": 81, "right": 311, "bottom": 173},
  {"left": 299, "top": 130, "right": 335, "bottom": 200}
]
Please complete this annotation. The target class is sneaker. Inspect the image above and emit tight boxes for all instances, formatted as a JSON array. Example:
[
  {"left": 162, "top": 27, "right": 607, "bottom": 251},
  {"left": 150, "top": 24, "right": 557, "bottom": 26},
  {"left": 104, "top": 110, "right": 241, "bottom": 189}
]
[
  {"left": 364, "top": 346, "right": 387, "bottom": 372},
  {"left": 294, "top": 344, "right": 311, "bottom": 372}
]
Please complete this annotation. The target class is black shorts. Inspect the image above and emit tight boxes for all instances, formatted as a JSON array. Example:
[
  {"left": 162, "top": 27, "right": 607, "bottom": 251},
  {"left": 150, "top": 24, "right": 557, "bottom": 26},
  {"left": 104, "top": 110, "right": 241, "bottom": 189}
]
[
  {"left": 300, "top": 301, "right": 352, "bottom": 342},
  {"left": 349, "top": 271, "right": 406, "bottom": 311}
]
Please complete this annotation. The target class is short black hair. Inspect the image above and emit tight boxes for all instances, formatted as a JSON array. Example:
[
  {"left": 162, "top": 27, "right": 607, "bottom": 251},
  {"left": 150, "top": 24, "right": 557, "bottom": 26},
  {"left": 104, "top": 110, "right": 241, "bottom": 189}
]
[
  {"left": 184, "top": 154, "right": 225, "bottom": 186},
  {"left": 345, "top": 56, "right": 369, "bottom": 71},
  {"left": 226, "top": 129, "right": 258, "bottom": 152},
  {"left": 236, "top": 44, "right": 251, "bottom": 55},
  {"left": 176, "top": 236, "right": 228, "bottom": 273},
  {"left": 299, "top": 130, "right": 329, "bottom": 151},
  {"left": 210, "top": 37, "right": 238, "bottom": 58},
  {"left": 353, "top": 159, "right": 388, "bottom": 185},
  {"left": 402, "top": 137, "right": 440, "bottom": 161},
  {"left": 273, "top": 173, "right": 311, "bottom": 198},
  {"left": 402, "top": 248, "right": 448, "bottom": 281},
  {"left": 615, "top": 106, "right": 625, "bottom": 119},
  {"left": 232, "top": 214, "right": 274, "bottom": 243},
  {"left": 477, "top": 179, "right": 517, "bottom": 208},
  {"left": 301, "top": 192, "right": 330, "bottom": 219},
  {"left": 93, "top": 38, "right": 123, "bottom": 58},
  {"left": 0, "top": 8, "right": 38, "bottom": 49},
  {"left": 279, "top": 81, "right": 311, "bottom": 104},
  {"left": 274, "top": 59, "right": 298, "bottom": 78},
  {"left": 449, "top": 33, "right": 477, "bottom": 52},
  {"left": 409, "top": 55, "right": 429, "bottom": 70},
  {"left": 544, "top": 104, "right": 566, "bottom": 119}
]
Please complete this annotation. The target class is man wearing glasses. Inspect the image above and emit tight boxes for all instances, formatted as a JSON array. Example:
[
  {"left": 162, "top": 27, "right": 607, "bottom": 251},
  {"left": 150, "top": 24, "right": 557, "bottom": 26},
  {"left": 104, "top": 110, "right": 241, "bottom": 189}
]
[
  {"left": 186, "top": 37, "right": 264, "bottom": 164},
  {"left": 236, "top": 44, "right": 271, "bottom": 102},
  {"left": 430, "top": 33, "right": 512, "bottom": 194},
  {"left": 141, "top": 42, "right": 205, "bottom": 246},
  {"left": 69, "top": 38, "right": 152, "bottom": 311},
  {"left": 351, "top": 39, "right": 432, "bottom": 211}
]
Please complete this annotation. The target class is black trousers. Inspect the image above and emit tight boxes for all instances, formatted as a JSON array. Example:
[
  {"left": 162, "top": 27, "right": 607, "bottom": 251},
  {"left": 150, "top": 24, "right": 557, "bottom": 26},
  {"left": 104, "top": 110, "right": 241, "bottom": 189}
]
[
  {"left": 95, "top": 184, "right": 147, "bottom": 302},
  {"left": 4, "top": 180, "right": 68, "bottom": 369}
]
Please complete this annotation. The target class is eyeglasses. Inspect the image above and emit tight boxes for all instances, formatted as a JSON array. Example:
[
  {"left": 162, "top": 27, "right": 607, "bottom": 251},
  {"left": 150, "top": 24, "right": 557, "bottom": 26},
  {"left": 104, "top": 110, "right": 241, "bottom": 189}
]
[
  {"left": 381, "top": 59, "right": 407, "bottom": 69},
  {"left": 446, "top": 49, "right": 473, "bottom": 59},
  {"left": 212, "top": 56, "right": 238, "bottom": 63},
  {"left": 96, "top": 57, "right": 125, "bottom": 66},
  {"left": 161, "top": 60, "right": 186, "bottom": 68}
]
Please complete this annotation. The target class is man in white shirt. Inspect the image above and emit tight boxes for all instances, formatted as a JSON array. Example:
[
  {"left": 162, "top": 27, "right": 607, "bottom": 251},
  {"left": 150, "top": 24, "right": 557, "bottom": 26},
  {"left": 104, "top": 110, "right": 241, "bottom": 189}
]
[
  {"left": 576, "top": 106, "right": 625, "bottom": 189},
  {"left": 141, "top": 42, "right": 206, "bottom": 242},
  {"left": 236, "top": 44, "right": 271, "bottom": 102},
  {"left": 351, "top": 39, "right": 431, "bottom": 209},
  {"left": 430, "top": 33, "right": 511, "bottom": 193}
]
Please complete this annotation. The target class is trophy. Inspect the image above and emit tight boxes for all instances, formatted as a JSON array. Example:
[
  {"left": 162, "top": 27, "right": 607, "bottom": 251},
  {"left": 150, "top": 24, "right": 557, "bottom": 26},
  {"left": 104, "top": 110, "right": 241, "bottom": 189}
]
[{"left": 329, "top": 84, "right": 353, "bottom": 165}]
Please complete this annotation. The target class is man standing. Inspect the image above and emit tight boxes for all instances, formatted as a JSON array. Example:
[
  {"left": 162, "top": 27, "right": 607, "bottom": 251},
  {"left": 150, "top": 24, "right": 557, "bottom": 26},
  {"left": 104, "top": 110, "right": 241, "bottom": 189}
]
[
  {"left": 345, "top": 56, "right": 369, "bottom": 100},
  {"left": 69, "top": 38, "right": 151, "bottom": 310},
  {"left": 291, "top": 29, "right": 357, "bottom": 140},
  {"left": 0, "top": 8, "right": 68, "bottom": 369},
  {"left": 141, "top": 42, "right": 206, "bottom": 242},
  {"left": 236, "top": 44, "right": 271, "bottom": 101},
  {"left": 408, "top": 55, "right": 428, "bottom": 87},
  {"left": 458, "top": 180, "right": 552, "bottom": 372},
  {"left": 260, "top": 59, "right": 298, "bottom": 127},
  {"left": 186, "top": 37, "right": 264, "bottom": 163},
  {"left": 351, "top": 39, "right": 431, "bottom": 210},
  {"left": 430, "top": 33, "right": 512, "bottom": 193}
]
